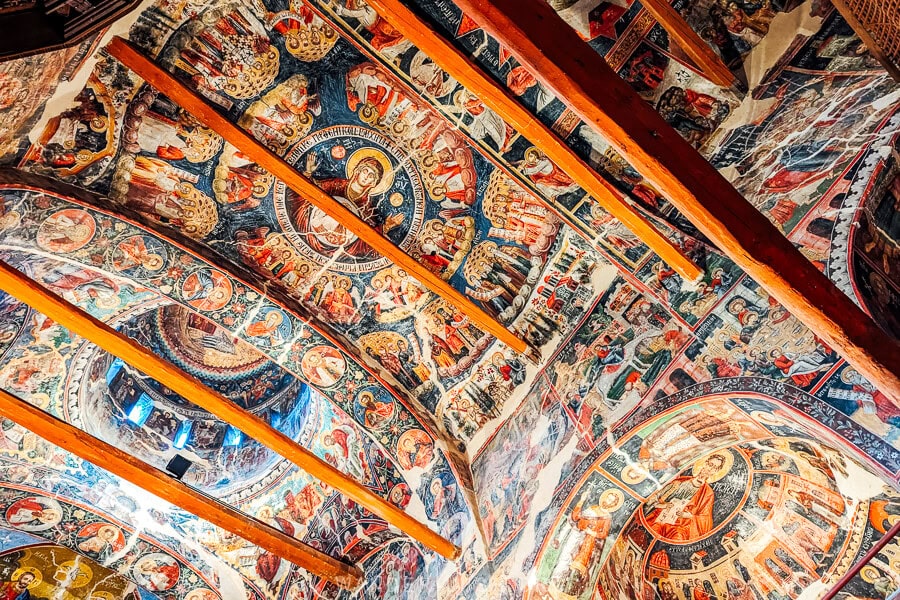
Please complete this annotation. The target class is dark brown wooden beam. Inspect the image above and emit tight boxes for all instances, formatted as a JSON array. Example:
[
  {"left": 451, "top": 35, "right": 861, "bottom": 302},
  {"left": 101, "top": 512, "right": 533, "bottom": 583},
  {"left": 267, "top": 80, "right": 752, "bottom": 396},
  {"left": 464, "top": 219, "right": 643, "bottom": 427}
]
[
  {"left": 106, "top": 36, "right": 527, "bottom": 355},
  {"left": 820, "top": 518, "right": 900, "bottom": 600},
  {"left": 452, "top": 0, "right": 900, "bottom": 400},
  {"left": 0, "top": 258, "right": 461, "bottom": 559},
  {"left": 639, "top": 0, "right": 737, "bottom": 87},
  {"left": 363, "top": 0, "right": 703, "bottom": 281},
  {"left": 0, "top": 387, "right": 364, "bottom": 589}
]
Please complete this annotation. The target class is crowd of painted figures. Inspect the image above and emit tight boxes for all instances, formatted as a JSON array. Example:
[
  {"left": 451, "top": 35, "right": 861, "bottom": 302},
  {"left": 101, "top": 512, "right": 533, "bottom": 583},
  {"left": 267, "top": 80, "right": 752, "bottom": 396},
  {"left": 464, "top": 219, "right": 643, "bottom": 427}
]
[{"left": 0, "top": 0, "right": 896, "bottom": 599}]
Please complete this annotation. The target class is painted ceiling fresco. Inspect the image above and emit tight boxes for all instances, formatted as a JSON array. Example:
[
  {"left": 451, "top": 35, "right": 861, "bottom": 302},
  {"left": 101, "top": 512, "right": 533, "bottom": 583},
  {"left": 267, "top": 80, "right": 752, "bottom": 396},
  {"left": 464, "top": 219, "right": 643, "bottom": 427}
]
[
  {"left": 0, "top": 0, "right": 897, "bottom": 599},
  {"left": 0, "top": 539, "right": 156, "bottom": 599},
  {"left": 0, "top": 38, "right": 99, "bottom": 165}
]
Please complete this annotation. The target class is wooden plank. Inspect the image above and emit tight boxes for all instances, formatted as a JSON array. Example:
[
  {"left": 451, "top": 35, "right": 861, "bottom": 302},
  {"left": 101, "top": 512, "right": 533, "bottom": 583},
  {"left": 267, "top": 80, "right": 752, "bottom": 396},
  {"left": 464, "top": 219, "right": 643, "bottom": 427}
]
[
  {"left": 639, "top": 0, "right": 737, "bottom": 87},
  {"left": 105, "top": 36, "right": 527, "bottom": 355},
  {"left": 829, "top": 0, "right": 900, "bottom": 82},
  {"left": 451, "top": 0, "right": 900, "bottom": 401},
  {"left": 0, "top": 387, "right": 364, "bottom": 589},
  {"left": 363, "top": 0, "right": 703, "bottom": 281},
  {"left": 0, "top": 258, "right": 461, "bottom": 559},
  {"left": 0, "top": 167, "right": 424, "bottom": 449}
]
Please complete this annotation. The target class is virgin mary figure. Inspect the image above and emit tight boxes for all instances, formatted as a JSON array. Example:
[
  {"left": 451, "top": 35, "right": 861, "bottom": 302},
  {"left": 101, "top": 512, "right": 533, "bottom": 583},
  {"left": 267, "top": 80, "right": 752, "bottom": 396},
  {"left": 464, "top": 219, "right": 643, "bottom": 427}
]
[{"left": 291, "top": 147, "right": 404, "bottom": 258}]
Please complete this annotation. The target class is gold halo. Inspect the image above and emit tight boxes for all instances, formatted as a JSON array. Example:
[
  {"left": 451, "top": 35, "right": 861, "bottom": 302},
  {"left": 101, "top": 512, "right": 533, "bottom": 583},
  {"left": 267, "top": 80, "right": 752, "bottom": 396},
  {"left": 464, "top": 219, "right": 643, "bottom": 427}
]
[
  {"left": 144, "top": 254, "right": 164, "bottom": 271},
  {"left": 840, "top": 367, "right": 859, "bottom": 384},
  {"left": 622, "top": 464, "right": 649, "bottom": 485},
  {"left": 692, "top": 452, "right": 734, "bottom": 483},
  {"left": 860, "top": 565, "right": 881, "bottom": 583},
  {"left": 345, "top": 148, "right": 395, "bottom": 196},
  {"left": 11, "top": 567, "right": 41, "bottom": 587},
  {"left": 524, "top": 147, "right": 544, "bottom": 163},
  {"left": 598, "top": 488, "right": 625, "bottom": 512}
]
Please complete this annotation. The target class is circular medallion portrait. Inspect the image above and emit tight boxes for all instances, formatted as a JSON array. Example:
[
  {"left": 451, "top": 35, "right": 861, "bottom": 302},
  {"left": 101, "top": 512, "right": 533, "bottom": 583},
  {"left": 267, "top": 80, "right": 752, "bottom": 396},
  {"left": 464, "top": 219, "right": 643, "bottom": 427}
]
[
  {"left": 276, "top": 125, "right": 426, "bottom": 273},
  {"left": 5, "top": 496, "right": 63, "bottom": 531},
  {"left": 109, "top": 234, "right": 168, "bottom": 279},
  {"left": 181, "top": 269, "right": 233, "bottom": 312},
  {"left": 300, "top": 345, "right": 346, "bottom": 388},
  {"left": 37, "top": 209, "right": 95, "bottom": 253},
  {"left": 133, "top": 553, "right": 180, "bottom": 591},
  {"left": 641, "top": 449, "right": 748, "bottom": 543}
]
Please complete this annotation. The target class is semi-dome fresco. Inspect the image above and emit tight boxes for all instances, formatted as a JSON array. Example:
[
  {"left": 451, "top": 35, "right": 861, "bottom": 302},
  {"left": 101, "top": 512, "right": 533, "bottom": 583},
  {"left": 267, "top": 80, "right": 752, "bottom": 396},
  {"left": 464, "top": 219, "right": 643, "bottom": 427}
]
[{"left": 0, "top": 0, "right": 897, "bottom": 598}]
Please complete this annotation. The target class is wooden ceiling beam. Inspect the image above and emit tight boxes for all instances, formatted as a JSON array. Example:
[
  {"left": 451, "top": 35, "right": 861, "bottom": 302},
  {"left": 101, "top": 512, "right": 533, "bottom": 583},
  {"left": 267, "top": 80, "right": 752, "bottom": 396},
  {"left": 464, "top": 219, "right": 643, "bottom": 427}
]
[
  {"left": 0, "top": 167, "right": 431, "bottom": 455},
  {"left": 639, "top": 0, "right": 737, "bottom": 87},
  {"left": 451, "top": 0, "right": 900, "bottom": 400},
  {"left": 0, "top": 387, "right": 364, "bottom": 589},
  {"left": 106, "top": 36, "right": 527, "bottom": 355},
  {"left": 0, "top": 258, "right": 461, "bottom": 560},
  {"left": 365, "top": 0, "right": 702, "bottom": 282}
]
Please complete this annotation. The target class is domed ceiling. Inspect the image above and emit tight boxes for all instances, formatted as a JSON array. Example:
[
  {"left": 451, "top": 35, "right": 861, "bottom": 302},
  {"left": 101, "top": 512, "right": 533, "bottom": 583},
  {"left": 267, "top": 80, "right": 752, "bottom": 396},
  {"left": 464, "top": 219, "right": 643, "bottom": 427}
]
[
  {"left": 0, "top": 0, "right": 896, "bottom": 599},
  {"left": 72, "top": 303, "right": 312, "bottom": 494}
]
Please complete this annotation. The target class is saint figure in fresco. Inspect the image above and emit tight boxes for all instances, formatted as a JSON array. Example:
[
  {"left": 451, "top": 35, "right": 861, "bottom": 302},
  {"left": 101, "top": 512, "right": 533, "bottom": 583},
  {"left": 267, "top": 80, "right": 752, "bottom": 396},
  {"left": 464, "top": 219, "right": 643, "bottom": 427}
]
[
  {"left": 332, "top": 0, "right": 411, "bottom": 60},
  {"left": 0, "top": 571, "right": 34, "bottom": 600},
  {"left": 552, "top": 489, "right": 622, "bottom": 596},
  {"left": 644, "top": 453, "right": 727, "bottom": 541},
  {"left": 359, "top": 391, "right": 393, "bottom": 428},
  {"left": 137, "top": 557, "right": 179, "bottom": 591},
  {"left": 6, "top": 497, "right": 61, "bottom": 530},
  {"left": 292, "top": 150, "right": 404, "bottom": 257},
  {"left": 246, "top": 310, "right": 286, "bottom": 345},
  {"left": 519, "top": 148, "right": 580, "bottom": 199}
]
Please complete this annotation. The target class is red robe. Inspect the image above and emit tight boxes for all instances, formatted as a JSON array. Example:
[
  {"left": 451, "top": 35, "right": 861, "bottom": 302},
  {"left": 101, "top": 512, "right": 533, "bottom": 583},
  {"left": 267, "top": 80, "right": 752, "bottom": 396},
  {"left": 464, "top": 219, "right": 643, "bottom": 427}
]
[
  {"left": 645, "top": 477, "right": 715, "bottom": 541},
  {"left": 507, "top": 66, "right": 536, "bottom": 96},
  {"left": 256, "top": 517, "right": 295, "bottom": 582}
]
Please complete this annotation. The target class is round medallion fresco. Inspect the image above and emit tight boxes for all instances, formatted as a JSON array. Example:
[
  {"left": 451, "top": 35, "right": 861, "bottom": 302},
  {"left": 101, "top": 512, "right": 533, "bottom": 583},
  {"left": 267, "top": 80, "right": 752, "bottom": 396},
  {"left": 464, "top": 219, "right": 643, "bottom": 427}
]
[
  {"left": 36, "top": 209, "right": 95, "bottom": 253},
  {"left": 275, "top": 125, "right": 426, "bottom": 273},
  {"left": 528, "top": 395, "right": 892, "bottom": 600},
  {"left": 640, "top": 448, "right": 749, "bottom": 544}
]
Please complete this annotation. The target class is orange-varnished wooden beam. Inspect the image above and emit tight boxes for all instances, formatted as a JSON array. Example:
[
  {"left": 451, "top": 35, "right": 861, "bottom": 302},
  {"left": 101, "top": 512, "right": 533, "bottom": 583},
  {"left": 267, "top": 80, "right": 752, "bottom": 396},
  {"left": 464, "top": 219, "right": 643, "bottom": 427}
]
[
  {"left": 364, "top": 0, "right": 702, "bottom": 282},
  {"left": 0, "top": 387, "right": 364, "bottom": 589},
  {"left": 452, "top": 0, "right": 900, "bottom": 400},
  {"left": 0, "top": 259, "right": 461, "bottom": 560},
  {"left": 106, "top": 36, "right": 526, "bottom": 355},
  {"left": 639, "top": 0, "right": 736, "bottom": 87},
  {"left": 0, "top": 167, "right": 424, "bottom": 446}
]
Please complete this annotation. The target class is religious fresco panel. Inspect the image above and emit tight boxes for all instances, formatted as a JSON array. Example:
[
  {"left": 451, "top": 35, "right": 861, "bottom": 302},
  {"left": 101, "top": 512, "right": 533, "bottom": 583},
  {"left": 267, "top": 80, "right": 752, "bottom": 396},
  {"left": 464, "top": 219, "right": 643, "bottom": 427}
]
[
  {"left": 708, "top": 10, "right": 900, "bottom": 277},
  {"left": 545, "top": 273, "right": 693, "bottom": 441},
  {"left": 0, "top": 181, "right": 477, "bottom": 597},
  {"left": 0, "top": 38, "right": 98, "bottom": 165},
  {"left": 526, "top": 392, "right": 900, "bottom": 600},
  {"left": 0, "top": 178, "right": 464, "bottom": 492},
  {"left": 12, "top": 0, "right": 619, "bottom": 443},
  {"left": 0, "top": 542, "right": 152, "bottom": 599},
  {"left": 470, "top": 375, "right": 580, "bottom": 560},
  {"left": 0, "top": 298, "right": 438, "bottom": 599},
  {"left": 0, "top": 1, "right": 899, "bottom": 599},
  {"left": 0, "top": 477, "right": 226, "bottom": 598},
  {"left": 402, "top": 0, "right": 738, "bottom": 264}
]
